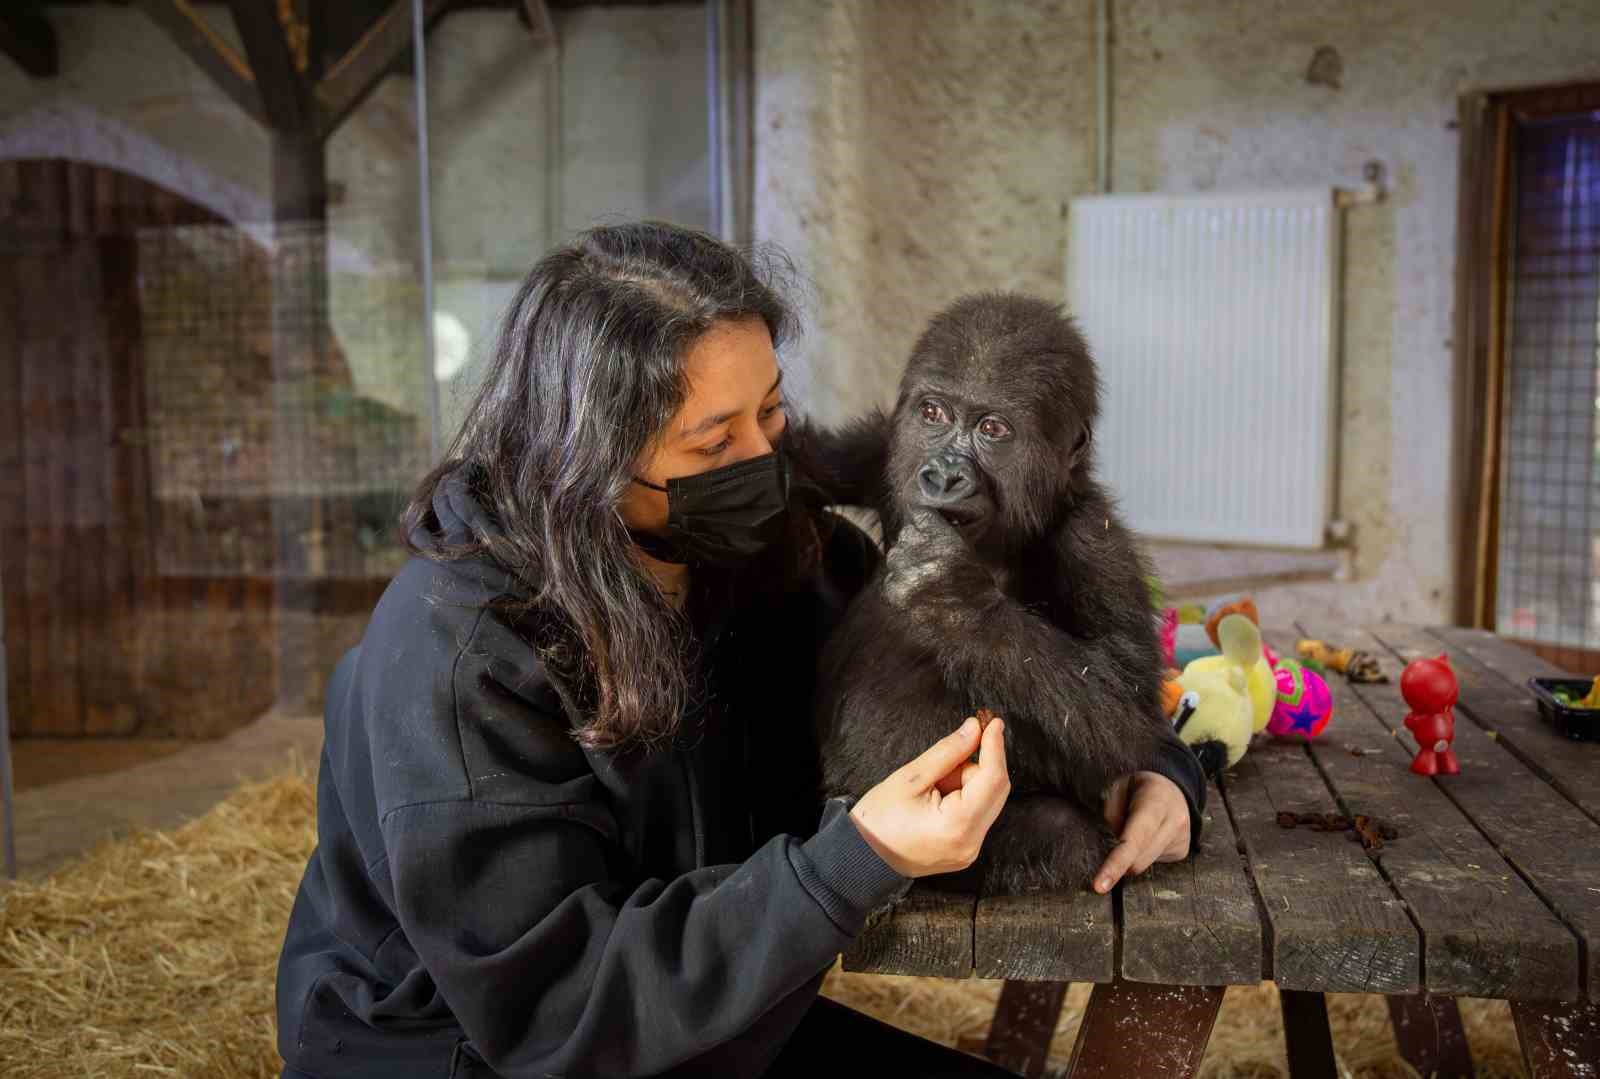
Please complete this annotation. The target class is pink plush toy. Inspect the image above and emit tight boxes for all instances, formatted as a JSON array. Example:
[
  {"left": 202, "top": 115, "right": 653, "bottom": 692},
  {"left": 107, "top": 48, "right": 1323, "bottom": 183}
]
[
  {"left": 1267, "top": 658, "right": 1333, "bottom": 739},
  {"left": 1158, "top": 607, "right": 1178, "bottom": 669}
]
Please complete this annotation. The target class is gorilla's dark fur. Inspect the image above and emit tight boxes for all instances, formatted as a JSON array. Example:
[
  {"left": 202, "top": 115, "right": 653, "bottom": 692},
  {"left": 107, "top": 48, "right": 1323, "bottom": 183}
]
[{"left": 812, "top": 293, "right": 1173, "bottom": 894}]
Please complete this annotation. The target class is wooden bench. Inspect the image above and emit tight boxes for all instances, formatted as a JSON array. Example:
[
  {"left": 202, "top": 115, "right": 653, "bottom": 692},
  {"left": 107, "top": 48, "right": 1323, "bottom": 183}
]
[{"left": 843, "top": 624, "right": 1600, "bottom": 1077}]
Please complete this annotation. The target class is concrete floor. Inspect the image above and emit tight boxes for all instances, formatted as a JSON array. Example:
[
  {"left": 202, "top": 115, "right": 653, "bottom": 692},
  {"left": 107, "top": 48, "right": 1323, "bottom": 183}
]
[
  {"left": 11, "top": 737, "right": 192, "bottom": 792},
  {"left": 4, "top": 713, "right": 323, "bottom": 879}
]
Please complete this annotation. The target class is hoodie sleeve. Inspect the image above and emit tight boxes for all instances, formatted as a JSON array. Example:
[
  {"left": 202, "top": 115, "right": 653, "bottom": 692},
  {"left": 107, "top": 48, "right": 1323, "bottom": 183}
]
[
  {"left": 1148, "top": 727, "right": 1208, "bottom": 856},
  {"left": 381, "top": 786, "right": 906, "bottom": 1079}
]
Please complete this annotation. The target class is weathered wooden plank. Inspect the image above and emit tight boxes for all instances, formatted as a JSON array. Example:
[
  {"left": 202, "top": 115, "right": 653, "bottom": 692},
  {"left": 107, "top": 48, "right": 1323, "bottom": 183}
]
[
  {"left": 1356, "top": 624, "right": 1600, "bottom": 1002},
  {"left": 1063, "top": 980, "right": 1224, "bottom": 1079},
  {"left": 1287, "top": 625, "right": 1579, "bottom": 1001},
  {"left": 1429, "top": 624, "right": 1570, "bottom": 683},
  {"left": 975, "top": 886, "right": 1113, "bottom": 982},
  {"left": 1219, "top": 735, "right": 1418, "bottom": 994},
  {"left": 1386, "top": 994, "right": 1475, "bottom": 1079},
  {"left": 984, "top": 980, "right": 1068, "bottom": 1077},
  {"left": 1510, "top": 998, "right": 1600, "bottom": 1079},
  {"left": 843, "top": 885, "right": 972, "bottom": 978},
  {"left": 1417, "top": 625, "right": 1599, "bottom": 825},
  {"left": 1119, "top": 786, "right": 1263, "bottom": 986}
]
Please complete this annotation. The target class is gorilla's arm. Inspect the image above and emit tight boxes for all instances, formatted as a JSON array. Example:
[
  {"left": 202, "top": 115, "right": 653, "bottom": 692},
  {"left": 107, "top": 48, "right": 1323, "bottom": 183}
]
[
  {"left": 784, "top": 411, "right": 891, "bottom": 508},
  {"left": 884, "top": 510, "right": 1168, "bottom": 806}
]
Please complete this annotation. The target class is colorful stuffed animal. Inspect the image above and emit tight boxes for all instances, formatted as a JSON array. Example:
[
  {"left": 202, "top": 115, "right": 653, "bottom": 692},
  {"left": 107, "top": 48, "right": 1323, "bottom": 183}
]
[
  {"left": 1187, "top": 606, "right": 1275, "bottom": 731},
  {"left": 1158, "top": 607, "right": 1179, "bottom": 669},
  {"left": 1164, "top": 613, "right": 1259, "bottom": 777},
  {"left": 1266, "top": 658, "right": 1333, "bottom": 739}
]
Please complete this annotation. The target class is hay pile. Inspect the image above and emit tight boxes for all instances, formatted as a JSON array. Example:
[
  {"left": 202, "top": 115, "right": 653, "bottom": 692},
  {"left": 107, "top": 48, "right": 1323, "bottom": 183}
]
[
  {"left": 0, "top": 761, "right": 1527, "bottom": 1078},
  {"left": 0, "top": 755, "right": 316, "bottom": 1079}
]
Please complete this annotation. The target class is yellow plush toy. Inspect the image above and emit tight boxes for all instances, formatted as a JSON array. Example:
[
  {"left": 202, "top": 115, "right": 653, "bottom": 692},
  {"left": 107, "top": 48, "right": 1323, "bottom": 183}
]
[
  {"left": 1186, "top": 607, "right": 1275, "bottom": 731},
  {"left": 1165, "top": 613, "right": 1259, "bottom": 777}
]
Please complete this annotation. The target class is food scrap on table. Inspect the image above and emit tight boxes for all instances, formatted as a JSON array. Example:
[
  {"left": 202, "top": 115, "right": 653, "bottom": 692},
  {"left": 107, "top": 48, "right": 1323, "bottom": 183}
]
[
  {"left": 1275, "top": 810, "right": 1400, "bottom": 851},
  {"left": 1296, "top": 638, "right": 1388, "bottom": 684}
]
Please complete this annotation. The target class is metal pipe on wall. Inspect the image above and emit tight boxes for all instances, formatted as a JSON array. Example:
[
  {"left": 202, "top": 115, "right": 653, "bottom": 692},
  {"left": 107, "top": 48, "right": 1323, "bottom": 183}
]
[
  {"left": 707, "top": 0, "right": 753, "bottom": 246},
  {"left": 1096, "top": 0, "right": 1111, "bottom": 194},
  {"left": 412, "top": 0, "right": 442, "bottom": 464}
]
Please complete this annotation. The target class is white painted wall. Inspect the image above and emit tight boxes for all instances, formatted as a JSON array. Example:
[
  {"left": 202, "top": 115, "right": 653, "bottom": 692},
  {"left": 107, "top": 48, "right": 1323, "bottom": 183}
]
[{"left": 752, "top": 0, "right": 1600, "bottom": 627}]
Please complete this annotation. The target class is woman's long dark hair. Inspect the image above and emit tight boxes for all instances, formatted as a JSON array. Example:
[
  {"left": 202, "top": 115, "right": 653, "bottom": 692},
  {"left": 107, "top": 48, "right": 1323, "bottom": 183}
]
[{"left": 402, "top": 222, "right": 821, "bottom": 752}]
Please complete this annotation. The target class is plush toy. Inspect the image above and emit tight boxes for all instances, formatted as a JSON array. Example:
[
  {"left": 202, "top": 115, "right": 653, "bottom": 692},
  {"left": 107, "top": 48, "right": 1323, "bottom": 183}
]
[
  {"left": 1266, "top": 657, "right": 1333, "bottom": 739},
  {"left": 1164, "top": 613, "right": 1260, "bottom": 777},
  {"left": 1187, "top": 604, "right": 1275, "bottom": 731},
  {"left": 1158, "top": 607, "right": 1179, "bottom": 669}
]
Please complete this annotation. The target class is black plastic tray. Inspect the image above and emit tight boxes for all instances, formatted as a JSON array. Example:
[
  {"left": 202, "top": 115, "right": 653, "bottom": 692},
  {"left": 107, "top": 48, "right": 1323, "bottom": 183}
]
[{"left": 1527, "top": 678, "right": 1600, "bottom": 743}]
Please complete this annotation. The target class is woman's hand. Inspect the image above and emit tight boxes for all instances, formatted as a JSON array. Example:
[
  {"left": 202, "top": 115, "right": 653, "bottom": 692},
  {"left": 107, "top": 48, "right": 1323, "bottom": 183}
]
[
  {"left": 1093, "top": 771, "right": 1192, "bottom": 894},
  {"left": 849, "top": 716, "right": 1011, "bottom": 878}
]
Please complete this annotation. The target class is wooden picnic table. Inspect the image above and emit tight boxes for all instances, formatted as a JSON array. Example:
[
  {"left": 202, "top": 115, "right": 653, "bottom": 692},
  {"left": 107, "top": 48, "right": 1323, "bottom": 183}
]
[{"left": 843, "top": 624, "right": 1600, "bottom": 1078}]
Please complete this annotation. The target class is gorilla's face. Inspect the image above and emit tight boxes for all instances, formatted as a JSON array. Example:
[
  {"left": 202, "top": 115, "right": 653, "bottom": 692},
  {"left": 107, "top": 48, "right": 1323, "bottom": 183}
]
[
  {"left": 899, "top": 388, "right": 1016, "bottom": 541},
  {"left": 884, "top": 295, "right": 1100, "bottom": 556}
]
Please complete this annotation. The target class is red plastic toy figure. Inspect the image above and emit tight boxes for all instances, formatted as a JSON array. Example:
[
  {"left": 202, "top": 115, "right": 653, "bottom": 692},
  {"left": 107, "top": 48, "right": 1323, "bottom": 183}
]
[{"left": 1400, "top": 654, "right": 1460, "bottom": 775}]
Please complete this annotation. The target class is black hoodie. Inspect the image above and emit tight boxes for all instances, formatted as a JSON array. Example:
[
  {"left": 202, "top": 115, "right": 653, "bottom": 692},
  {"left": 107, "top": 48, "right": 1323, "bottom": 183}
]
[{"left": 275, "top": 471, "right": 1205, "bottom": 1078}]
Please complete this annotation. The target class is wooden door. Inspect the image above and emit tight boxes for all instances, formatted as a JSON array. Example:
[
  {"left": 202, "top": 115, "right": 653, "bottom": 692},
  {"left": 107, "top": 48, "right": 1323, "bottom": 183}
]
[
  {"left": 0, "top": 158, "right": 278, "bottom": 736},
  {"left": 1456, "top": 83, "right": 1600, "bottom": 673}
]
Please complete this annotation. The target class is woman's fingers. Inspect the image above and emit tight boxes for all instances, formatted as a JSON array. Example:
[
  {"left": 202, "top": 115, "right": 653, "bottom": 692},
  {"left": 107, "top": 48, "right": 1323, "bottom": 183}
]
[
  {"left": 894, "top": 716, "right": 982, "bottom": 794},
  {"left": 948, "top": 718, "right": 1010, "bottom": 827},
  {"left": 933, "top": 759, "right": 980, "bottom": 796},
  {"left": 1101, "top": 774, "right": 1133, "bottom": 833},
  {"left": 1093, "top": 772, "right": 1193, "bottom": 893},
  {"left": 1094, "top": 807, "right": 1160, "bottom": 893}
]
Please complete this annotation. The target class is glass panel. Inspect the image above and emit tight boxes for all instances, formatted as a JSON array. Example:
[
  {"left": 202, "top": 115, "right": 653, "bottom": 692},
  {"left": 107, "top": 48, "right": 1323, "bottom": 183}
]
[
  {"left": 1494, "top": 112, "right": 1600, "bottom": 652},
  {"left": 0, "top": 3, "right": 711, "bottom": 750}
]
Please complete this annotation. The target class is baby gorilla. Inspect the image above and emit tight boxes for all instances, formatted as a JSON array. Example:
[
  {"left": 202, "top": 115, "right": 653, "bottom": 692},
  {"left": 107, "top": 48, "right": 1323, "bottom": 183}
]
[{"left": 815, "top": 293, "right": 1174, "bottom": 894}]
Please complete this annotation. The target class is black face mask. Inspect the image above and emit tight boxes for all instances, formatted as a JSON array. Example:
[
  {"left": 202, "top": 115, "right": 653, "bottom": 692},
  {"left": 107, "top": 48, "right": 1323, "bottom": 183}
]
[{"left": 629, "top": 449, "right": 792, "bottom": 567}]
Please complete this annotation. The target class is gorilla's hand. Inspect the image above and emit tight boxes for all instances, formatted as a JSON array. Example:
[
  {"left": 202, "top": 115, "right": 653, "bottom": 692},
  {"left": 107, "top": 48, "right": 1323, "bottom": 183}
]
[{"left": 884, "top": 510, "right": 994, "bottom": 612}]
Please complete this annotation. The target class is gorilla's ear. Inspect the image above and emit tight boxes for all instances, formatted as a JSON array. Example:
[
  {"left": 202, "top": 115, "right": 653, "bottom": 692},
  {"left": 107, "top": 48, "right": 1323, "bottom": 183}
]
[{"left": 1068, "top": 424, "right": 1093, "bottom": 471}]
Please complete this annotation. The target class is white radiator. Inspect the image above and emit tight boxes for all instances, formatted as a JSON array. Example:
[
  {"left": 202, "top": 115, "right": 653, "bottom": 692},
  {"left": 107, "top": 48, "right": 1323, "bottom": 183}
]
[{"left": 1066, "top": 190, "right": 1340, "bottom": 548}]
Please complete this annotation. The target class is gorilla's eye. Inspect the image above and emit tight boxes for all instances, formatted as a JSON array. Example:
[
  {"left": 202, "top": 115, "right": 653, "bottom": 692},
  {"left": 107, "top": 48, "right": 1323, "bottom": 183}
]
[
  {"left": 978, "top": 416, "right": 1013, "bottom": 441},
  {"left": 919, "top": 400, "right": 951, "bottom": 425}
]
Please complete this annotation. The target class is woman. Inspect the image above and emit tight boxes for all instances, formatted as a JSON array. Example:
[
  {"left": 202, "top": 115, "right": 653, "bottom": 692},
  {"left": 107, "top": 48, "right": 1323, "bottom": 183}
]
[{"left": 275, "top": 222, "right": 1201, "bottom": 1079}]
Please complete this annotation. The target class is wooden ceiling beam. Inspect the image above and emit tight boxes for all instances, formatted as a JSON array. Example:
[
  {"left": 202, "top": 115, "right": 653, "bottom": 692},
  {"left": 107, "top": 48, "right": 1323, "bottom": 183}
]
[
  {"left": 224, "top": 0, "right": 309, "bottom": 132},
  {"left": 0, "top": 9, "right": 60, "bottom": 78},
  {"left": 315, "top": 0, "right": 451, "bottom": 138},
  {"left": 132, "top": 0, "right": 264, "bottom": 124}
]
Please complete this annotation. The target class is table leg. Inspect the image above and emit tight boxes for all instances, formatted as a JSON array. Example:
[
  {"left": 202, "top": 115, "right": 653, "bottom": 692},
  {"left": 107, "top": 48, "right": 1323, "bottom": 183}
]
[
  {"left": 1278, "top": 990, "right": 1338, "bottom": 1079},
  {"left": 983, "top": 980, "right": 1070, "bottom": 1077},
  {"left": 1064, "top": 980, "right": 1224, "bottom": 1078},
  {"left": 1386, "top": 994, "right": 1474, "bottom": 1078},
  {"left": 1511, "top": 998, "right": 1600, "bottom": 1078}
]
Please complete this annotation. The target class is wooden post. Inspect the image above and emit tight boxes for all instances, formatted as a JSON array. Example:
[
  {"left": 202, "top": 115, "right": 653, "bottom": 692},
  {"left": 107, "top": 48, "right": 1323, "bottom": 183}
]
[
  {"left": 984, "top": 981, "right": 1070, "bottom": 1077},
  {"left": 266, "top": 128, "right": 327, "bottom": 713},
  {"left": 1511, "top": 999, "right": 1600, "bottom": 1079},
  {"left": 1278, "top": 990, "right": 1339, "bottom": 1079},
  {"left": 1386, "top": 995, "right": 1474, "bottom": 1079},
  {"left": 1065, "top": 980, "right": 1224, "bottom": 1078}
]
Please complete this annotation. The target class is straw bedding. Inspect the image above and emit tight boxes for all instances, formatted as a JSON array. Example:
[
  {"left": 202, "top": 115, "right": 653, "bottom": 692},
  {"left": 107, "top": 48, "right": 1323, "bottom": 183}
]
[{"left": 0, "top": 757, "right": 1527, "bottom": 1078}]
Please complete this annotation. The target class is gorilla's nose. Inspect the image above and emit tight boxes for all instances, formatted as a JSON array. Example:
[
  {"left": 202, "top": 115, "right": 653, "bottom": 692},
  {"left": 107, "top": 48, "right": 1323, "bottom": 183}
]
[{"left": 918, "top": 453, "right": 977, "bottom": 504}]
